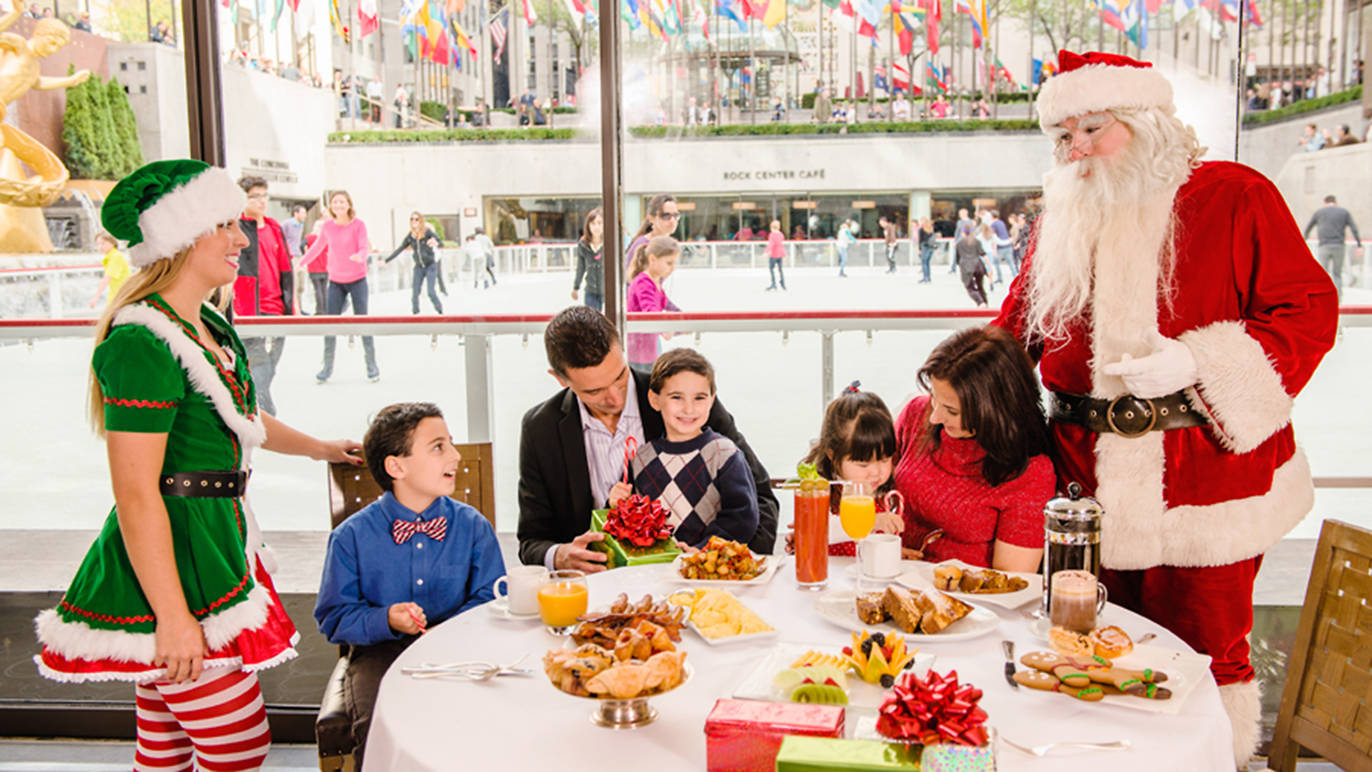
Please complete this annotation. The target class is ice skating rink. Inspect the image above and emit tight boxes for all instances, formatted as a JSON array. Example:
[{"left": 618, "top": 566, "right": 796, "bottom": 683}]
[{"left": 3, "top": 264, "right": 1368, "bottom": 546}]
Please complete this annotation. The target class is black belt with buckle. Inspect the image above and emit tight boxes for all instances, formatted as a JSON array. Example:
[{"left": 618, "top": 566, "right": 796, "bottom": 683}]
[
  {"left": 159, "top": 470, "right": 249, "bottom": 498},
  {"left": 1050, "top": 390, "right": 1205, "bottom": 438}
]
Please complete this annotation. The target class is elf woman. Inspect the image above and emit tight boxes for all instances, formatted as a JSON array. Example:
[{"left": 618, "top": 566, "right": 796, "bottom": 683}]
[{"left": 34, "top": 160, "right": 364, "bottom": 771}]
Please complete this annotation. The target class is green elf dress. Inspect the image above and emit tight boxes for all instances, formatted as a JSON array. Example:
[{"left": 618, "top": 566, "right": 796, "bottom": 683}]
[{"left": 35, "top": 294, "right": 298, "bottom": 683}]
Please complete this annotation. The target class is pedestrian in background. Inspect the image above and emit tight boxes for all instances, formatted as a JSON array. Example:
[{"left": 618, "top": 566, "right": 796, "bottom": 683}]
[
  {"left": 233, "top": 175, "right": 294, "bottom": 415},
  {"left": 765, "top": 219, "right": 787, "bottom": 291},
  {"left": 299, "top": 190, "right": 379, "bottom": 383},
  {"left": 384, "top": 211, "right": 444, "bottom": 314},
  {"left": 573, "top": 207, "right": 605, "bottom": 311},
  {"left": 1303, "top": 194, "right": 1363, "bottom": 300},
  {"left": 916, "top": 218, "right": 936, "bottom": 284}
]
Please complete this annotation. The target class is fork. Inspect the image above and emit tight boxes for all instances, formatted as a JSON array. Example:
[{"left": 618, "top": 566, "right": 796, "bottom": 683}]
[{"left": 1001, "top": 737, "right": 1131, "bottom": 757}]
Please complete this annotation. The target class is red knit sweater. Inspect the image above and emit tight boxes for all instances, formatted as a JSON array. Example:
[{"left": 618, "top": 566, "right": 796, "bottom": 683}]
[{"left": 893, "top": 396, "right": 1055, "bottom": 567}]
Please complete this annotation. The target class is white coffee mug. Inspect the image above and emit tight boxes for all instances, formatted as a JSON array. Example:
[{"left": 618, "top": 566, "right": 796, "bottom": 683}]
[
  {"left": 861, "top": 534, "right": 902, "bottom": 578},
  {"left": 492, "top": 565, "right": 548, "bottom": 615}
]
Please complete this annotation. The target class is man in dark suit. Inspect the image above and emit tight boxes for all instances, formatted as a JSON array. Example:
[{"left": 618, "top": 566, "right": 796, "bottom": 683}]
[{"left": 518, "top": 306, "right": 778, "bottom": 571}]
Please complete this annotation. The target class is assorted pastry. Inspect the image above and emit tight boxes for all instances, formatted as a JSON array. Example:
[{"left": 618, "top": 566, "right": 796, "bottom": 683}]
[
  {"left": 1049, "top": 624, "right": 1135, "bottom": 659},
  {"left": 1013, "top": 650, "right": 1171, "bottom": 702},
  {"left": 678, "top": 536, "right": 767, "bottom": 581},
  {"left": 668, "top": 588, "right": 774, "bottom": 640},
  {"left": 570, "top": 593, "right": 686, "bottom": 649},
  {"left": 543, "top": 644, "right": 687, "bottom": 700},
  {"left": 933, "top": 564, "right": 1030, "bottom": 594},
  {"left": 856, "top": 585, "right": 972, "bottom": 635}
]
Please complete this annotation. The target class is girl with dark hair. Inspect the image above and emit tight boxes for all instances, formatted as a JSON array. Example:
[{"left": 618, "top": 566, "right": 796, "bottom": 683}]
[
  {"left": 799, "top": 383, "right": 907, "bottom": 557},
  {"left": 893, "top": 325, "right": 1055, "bottom": 570},
  {"left": 625, "top": 194, "right": 679, "bottom": 271},
  {"left": 572, "top": 207, "right": 604, "bottom": 311}
]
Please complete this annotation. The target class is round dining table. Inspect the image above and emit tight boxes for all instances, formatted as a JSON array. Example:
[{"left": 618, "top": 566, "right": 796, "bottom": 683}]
[{"left": 363, "top": 558, "right": 1234, "bottom": 771}]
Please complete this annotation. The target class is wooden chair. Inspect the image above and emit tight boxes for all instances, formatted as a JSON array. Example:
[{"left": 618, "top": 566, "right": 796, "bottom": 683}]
[
  {"left": 315, "top": 442, "right": 494, "bottom": 772},
  {"left": 1267, "top": 519, "right": 1372, "bottom": 772}
]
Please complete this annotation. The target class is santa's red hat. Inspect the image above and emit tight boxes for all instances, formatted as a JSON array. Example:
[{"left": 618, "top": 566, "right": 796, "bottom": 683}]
[{"left": 1036, "top": 50, "right": 1174, "bottom": 129}]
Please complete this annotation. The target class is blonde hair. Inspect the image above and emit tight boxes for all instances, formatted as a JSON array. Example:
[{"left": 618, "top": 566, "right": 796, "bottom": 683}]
[
  {"left": 86, "top": 248, "right": 193, "bottom": 435},
  {"left": 409, "top": 210, "right": 427, "bottom": 239}
]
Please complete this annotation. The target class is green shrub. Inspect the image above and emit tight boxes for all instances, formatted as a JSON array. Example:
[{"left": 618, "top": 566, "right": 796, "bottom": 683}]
[
  {"left": 628, "top": 118, "right": 1037, "bottom": 138},
  {"left": 62, "top": 69, "right": 143, "bottom": 179},
  {"left": 419, "top": 100, "right": 448, "bottom": 123},
  {"left": 1242, "top": 86, "right": 1362, "bottom": 126},
  {"left": 801, "top": 92, "right": 816, "bottom": 109}
]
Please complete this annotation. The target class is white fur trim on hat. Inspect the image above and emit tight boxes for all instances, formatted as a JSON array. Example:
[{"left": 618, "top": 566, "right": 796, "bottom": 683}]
[
  {"left": 1036, "top": 62, "right": 1175, "bottom": 130},
  {"left": 127, "top": 167, "right": 246, "bottom": 268}
]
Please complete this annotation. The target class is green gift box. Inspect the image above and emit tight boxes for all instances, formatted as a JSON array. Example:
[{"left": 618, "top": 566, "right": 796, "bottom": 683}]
[
  {"left": 774, "top": 736, "right": 923, "bottom": 771},
  {"left": 589, "top": 508, "right": 682, "bottom": 568}
]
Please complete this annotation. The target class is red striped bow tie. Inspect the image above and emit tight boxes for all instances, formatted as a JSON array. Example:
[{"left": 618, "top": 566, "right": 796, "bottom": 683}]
[{"left": 392, "top": 517, "right": 448, "bottom": 544}]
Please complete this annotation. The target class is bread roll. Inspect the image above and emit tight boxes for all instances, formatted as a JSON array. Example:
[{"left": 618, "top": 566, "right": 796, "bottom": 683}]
[
  {"left": 1089, "top": 625, "right": 1134, "bottom": 659},
  {"left": 933, "top": 565, "right": 963, "bottom": 591},
  {"left": 1049, "top": 626, "right": 1093, "bottom": 658}
]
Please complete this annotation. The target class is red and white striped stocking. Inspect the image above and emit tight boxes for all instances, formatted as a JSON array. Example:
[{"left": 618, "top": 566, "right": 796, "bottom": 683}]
[{"left": 136, "top": 667, "right": 272, "bottom": 772}]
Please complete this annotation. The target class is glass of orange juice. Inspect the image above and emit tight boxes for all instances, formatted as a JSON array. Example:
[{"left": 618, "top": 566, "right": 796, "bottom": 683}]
[
  {"left": 537, "top": 569, "right": 588, "bottom": 636},
  {"left": 839, "top": 481, "right": 877, "bottom": 589}
]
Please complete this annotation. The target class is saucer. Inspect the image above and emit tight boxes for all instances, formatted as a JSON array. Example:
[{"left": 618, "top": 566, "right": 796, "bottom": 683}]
[
  {"left": 843, "top": 563, "right": 903, "bottom": 582},
  {"left": 486, "top": 597, "right": 542, "bottom": 621}
]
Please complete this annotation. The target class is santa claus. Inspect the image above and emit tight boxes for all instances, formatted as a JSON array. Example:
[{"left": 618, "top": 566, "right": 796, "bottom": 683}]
[{"left": 995, "top": 50, "right": 1338, "bottom": 766}]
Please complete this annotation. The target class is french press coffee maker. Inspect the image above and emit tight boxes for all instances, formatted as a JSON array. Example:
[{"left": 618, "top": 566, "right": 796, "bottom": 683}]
[{"left": 1040, "top": 482, "right": 1104, "bottom": 616}]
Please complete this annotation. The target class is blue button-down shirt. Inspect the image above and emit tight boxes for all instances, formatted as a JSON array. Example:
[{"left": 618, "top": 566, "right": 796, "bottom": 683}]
[{"left": 314, "top": 492, "right": 506, "bottom": 646}]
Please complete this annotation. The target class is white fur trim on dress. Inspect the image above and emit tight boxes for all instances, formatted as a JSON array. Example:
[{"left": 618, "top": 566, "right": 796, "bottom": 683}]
[
  {"left": 112, "top": 304, "right": 266, "bottom": 449},
  {"left": 33, "top": 637, "right": 299, "bottom": 684},
  {"left": 127, "top": 168, "right": 246, "bottom": 268},
  {"left": 1219, "top": 679, "right": 1262, "bottom": 768},
  {"left": 1036, "top": 63, "right": 1174, "bottom": 129},
  {"left": 34, "top": 582, "right": 275, "bottom": 667},
  {"left": 1180, "top": 321, "right": 1294, "bottom": 454},
  {"left": 1101, "top": 448, "right": 1313, "bottom": 570}
]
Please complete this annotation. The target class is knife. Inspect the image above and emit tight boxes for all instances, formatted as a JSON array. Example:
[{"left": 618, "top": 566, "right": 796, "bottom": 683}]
[{"left": 1002, "top": 640, "right": 1018, "bottom": 689}]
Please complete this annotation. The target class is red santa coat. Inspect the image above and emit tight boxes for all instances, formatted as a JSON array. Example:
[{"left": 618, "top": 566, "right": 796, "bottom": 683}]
[{"left": 995, "top": 161, "right": 1338, "bottom": 571}]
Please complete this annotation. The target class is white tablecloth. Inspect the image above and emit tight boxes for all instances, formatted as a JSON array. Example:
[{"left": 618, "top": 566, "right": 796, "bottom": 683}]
[{"left": 364, "top": 559, "right": 1233, "bottom": 771}]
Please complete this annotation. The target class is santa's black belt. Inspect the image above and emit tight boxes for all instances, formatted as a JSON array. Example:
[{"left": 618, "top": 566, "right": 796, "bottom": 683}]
[
  {"left": 160, "top": 470, "right": 248, "bottom": 498},
  {"left": 1050, "top": 390, "right": 1205, "bottom": 438}
]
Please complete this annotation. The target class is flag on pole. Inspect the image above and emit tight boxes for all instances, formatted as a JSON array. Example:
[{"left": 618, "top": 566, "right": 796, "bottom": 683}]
[
  {"left": 926, "top": 61, "right": 948, "bottom": 91},
  {"left": 521, "top": 0, "right": 538, "bottom": 25},
  {"left": 887, "top": 0, "right": 916, "bottom": 56},
  {"left": 918, "top": 0, "right": 939, "bottom": 55},
  {"left": 489, "top": 6, "right": 509, "bottom": 59},
  {"left": 357, "top": 0, "right": 379, "bottom": 37},
  {"left": 1121, "top": 0, "right": 1148, "bottom": 48},
  {"left": 955, "top": 0, "right": 985, "bottom": 48},
  {"left": 716, "top": 0, "right": 746, "bottom": 30},
  {"left": 450, "top": 17, "right": 479, "bottom": 56},
  {"left": 763, "top": 0, "right": 786, "bottom": 28},
  {"left": 1095, "top": 0, "right": 1126, "bottom": 32}
]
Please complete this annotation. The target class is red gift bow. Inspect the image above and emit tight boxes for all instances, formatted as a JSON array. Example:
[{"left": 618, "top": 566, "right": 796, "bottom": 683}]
[
  {"left": 604, "top": 493, "right": 673, "bottom": 547},
  {"left": 876, "top": 670, "right": 989, "bottom": 747}
]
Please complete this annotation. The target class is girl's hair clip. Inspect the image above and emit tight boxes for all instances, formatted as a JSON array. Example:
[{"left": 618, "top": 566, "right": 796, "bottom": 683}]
[{"left": 843, "top": 380, "right": 861, "bottom": 394}]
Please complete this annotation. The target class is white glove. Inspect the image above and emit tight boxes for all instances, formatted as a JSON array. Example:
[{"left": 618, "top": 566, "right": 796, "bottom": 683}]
[{"left": 1101, "top": 330, "right": 1198, "bottom": 398}]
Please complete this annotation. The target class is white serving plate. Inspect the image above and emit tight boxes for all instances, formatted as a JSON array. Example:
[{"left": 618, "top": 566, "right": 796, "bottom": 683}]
[
  {"left": 663, "top": 552, "right": 781, "bottom": 587},
  {"left": 733, "top": 641, "right": 938, "bottom": 709},
  {"left": 1013, "top": 643, "right": 1212, "bottom": 716},
  {"left": 813, "top": 591, "right": 999, "bottom": 643},
  {"left": 670, "top": 591, "right": 780, "bottom": 646},
  {"left": 898, "top": 559, "right": 1043, "bottom": 610}
]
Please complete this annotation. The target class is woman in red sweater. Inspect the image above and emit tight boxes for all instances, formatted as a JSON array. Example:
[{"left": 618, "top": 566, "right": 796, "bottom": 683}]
[{"left": 894, "top": 325, "right": 1055, "bottom": 571}]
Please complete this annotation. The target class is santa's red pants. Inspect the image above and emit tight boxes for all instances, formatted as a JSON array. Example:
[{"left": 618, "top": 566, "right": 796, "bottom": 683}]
[
  {"left": 1100, "top": 555, "right": 1262, "bottom": 687},
  {"left": 134, "top": 667, "right": 271, "bottom": 771}
]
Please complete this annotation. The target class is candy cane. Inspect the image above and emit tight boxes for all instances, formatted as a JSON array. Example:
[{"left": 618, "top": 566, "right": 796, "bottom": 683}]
[
  {"left": 883, "top": 489, "right": 905, "bottom": 517},
  {"left": 622, "top": 436, "right": 639, "bottom": 486}
]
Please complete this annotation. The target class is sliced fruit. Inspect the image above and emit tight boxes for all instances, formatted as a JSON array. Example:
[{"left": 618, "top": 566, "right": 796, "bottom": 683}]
[
  {"left": 843, "top": 630, "right": 919, "bottom": 684},
  {"left": 790, "top": 683, "right": 849, "bottom": 705}
]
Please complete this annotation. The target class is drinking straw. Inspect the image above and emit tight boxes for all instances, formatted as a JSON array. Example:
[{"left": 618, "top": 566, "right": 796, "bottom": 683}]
[
  {"left": 622, "top": 436, "right": 638, "bottom": 485},
  {"left": 408, "top": 607, "right": 427, "bottom": 634}
]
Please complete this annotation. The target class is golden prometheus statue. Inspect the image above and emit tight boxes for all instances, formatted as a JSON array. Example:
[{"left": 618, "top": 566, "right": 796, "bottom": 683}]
[{"left": 0, "top": 8, "right": 90, "bottom": 252}]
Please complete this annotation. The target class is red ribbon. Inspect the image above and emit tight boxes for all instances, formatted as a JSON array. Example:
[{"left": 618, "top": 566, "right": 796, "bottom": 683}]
[{"left": 877, "top": 670, "right": 989, "bottom": 747}]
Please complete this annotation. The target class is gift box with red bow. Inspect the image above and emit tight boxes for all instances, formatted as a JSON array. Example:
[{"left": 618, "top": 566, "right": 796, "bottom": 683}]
[
  {"left": 876, "top": 670, "right": 990, "bottom": 748},
  {"left": 704, "top": 698, "right": 844, "bottom": 772},
  {"left": 590, "top": 505, "right": 682, "bottom": 568}
]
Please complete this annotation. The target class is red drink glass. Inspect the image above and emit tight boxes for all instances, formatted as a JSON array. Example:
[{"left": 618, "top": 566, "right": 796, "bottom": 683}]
[{"left": 794, "top": 484, "right": 829, "bottom": 589}]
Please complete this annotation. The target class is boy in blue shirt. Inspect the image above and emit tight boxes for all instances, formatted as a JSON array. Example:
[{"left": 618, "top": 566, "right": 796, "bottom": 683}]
[{"left": 314, "top": 402, "right": 504, "bottom": 766}]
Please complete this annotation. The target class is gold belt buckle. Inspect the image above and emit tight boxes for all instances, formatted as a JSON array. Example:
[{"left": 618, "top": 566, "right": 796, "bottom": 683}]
[{"left": 1105, "top": 395, "right": 1158, "bottom": 438}]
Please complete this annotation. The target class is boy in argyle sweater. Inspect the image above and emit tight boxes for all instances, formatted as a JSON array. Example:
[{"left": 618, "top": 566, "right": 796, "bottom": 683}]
[
  {"left": 608, "top": 349, "right": 760, "bottom": 548},
  {"left": 315, "top": 402, "right": 504, "bottom": 766}
]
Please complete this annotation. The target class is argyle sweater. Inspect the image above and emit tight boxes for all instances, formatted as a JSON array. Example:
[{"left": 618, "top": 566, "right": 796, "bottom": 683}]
[{"left": 630, "top": 427, "right": 760, "bottom": 548}]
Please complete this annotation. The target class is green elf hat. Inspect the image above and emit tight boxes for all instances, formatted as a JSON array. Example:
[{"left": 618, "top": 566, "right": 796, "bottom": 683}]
[{"left": 101, "top": 159, "right": 246, "bottom": 268}]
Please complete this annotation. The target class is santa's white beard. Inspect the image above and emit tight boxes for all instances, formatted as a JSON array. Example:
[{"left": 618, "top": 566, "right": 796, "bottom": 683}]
[{"left": 1024, "top": 140, "right": 1184, "bottom": 350}]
